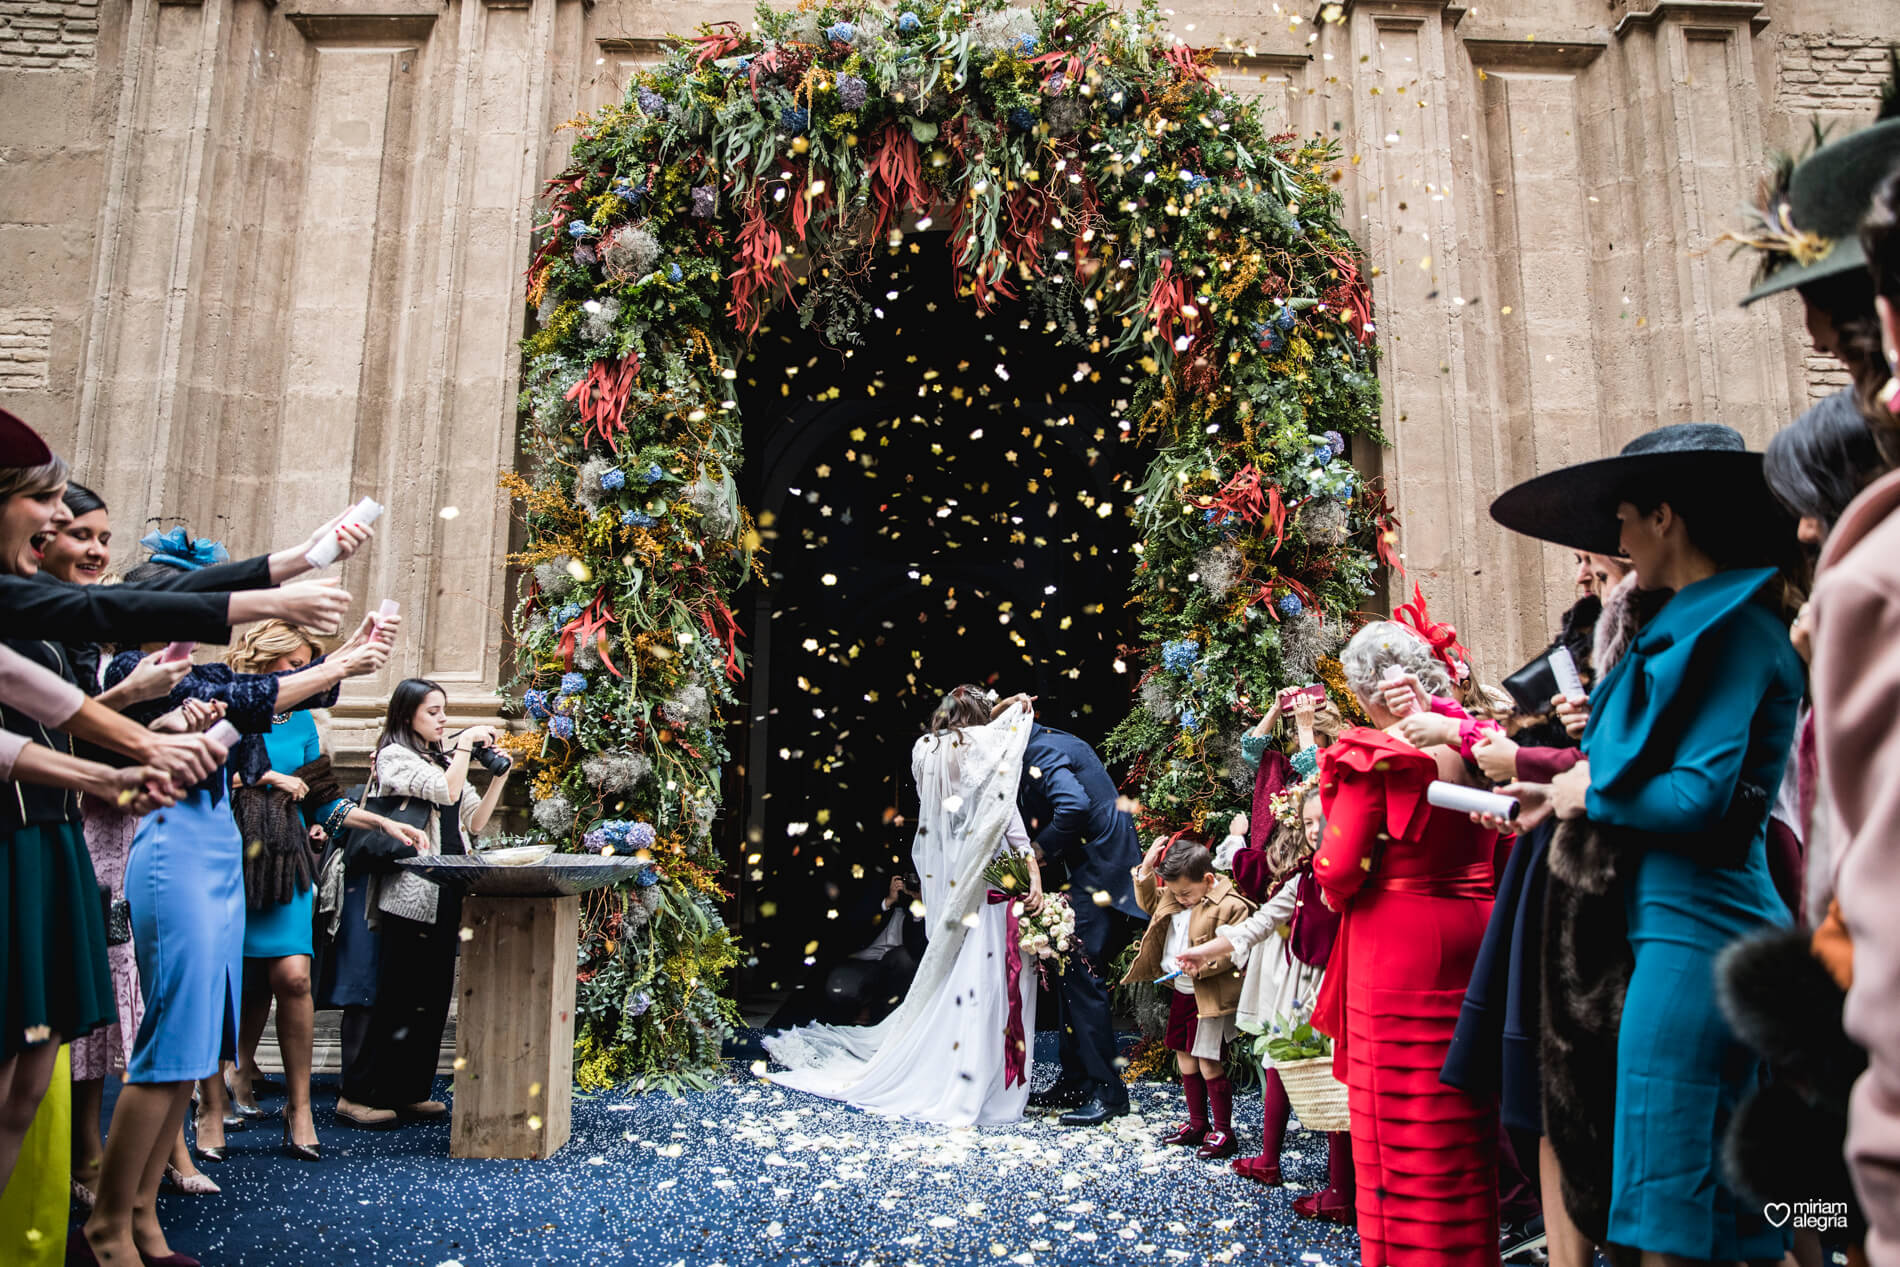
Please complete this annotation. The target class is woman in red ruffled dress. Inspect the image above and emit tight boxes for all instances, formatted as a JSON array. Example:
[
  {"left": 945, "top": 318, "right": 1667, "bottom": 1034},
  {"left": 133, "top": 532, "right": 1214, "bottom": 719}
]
[{"left": 1310, "top": 620, "right": 1500, "bottom": 1267}]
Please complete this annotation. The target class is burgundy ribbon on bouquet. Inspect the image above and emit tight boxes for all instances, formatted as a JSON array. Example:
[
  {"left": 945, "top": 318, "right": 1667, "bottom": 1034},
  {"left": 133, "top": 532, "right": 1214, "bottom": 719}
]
[{"left": 986, "top": 889, "right": 1027, "bottom": 1089}]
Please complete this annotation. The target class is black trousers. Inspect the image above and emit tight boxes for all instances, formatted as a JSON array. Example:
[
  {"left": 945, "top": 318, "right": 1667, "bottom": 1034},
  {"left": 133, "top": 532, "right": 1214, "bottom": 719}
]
[
  {"left": 1056, "top": 903, "right": 1138, "bottom": 1105},
  {"left": 339, "top": 907, "right": 459, "bottom": 1108},
  {"left": 821, "top": 947, "right": 918, "bottom": 1025}
]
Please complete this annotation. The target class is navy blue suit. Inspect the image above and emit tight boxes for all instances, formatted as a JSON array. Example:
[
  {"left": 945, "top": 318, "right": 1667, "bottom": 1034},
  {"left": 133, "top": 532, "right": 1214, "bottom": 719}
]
[{"left": 1019, "top": 724, "right": 1143, "bottom": 1103}]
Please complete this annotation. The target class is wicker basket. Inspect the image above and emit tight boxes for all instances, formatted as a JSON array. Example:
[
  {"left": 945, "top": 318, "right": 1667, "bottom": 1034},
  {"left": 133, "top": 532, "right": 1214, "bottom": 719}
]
[{"left": 1275, "top": 1053, "right": 1351, "bottom": 1133}]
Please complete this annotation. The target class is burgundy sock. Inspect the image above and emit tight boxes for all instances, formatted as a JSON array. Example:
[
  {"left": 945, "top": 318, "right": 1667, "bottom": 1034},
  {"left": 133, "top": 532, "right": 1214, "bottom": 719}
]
[
  {"left": 1260, "top": 1067, "right": 1290, "bottom": 1158},
  {"left": 1206, "top": 1075, "right": 1234, "bottom": 1135},
  {"left": 1181, "top": 1072, "right": 1208, "bottom": 1129},
  {"left": 1328, "top": 1130, "right": 1355, "bottom": 1199}
]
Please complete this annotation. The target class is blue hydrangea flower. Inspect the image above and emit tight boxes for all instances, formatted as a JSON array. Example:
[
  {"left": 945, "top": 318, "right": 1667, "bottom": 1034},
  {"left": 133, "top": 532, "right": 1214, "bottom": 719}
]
[
  {"left": 621, "top": 510, "right": 655, "bottom": 529},
  {"left": 897, "top": 11, "right": 921, "bottom": 33},
  {"left": 636, "top": 87, "right": 667, "bottom": 116},
  {"left": 734, "top": 56, "right": 752, "bottom": 73},
  {"left": 1276, "top": 308, "right": 1297, "bottom": 333},
  {"left": 523, "top": 689, "right": 551, "bottom": 720},
  {"left": 629, "top": 821, "right": 657, "bottom": 850},
  {"left": 1007, "top": 106, "right": 1034, "bottom": 131},
  {"left": 644, "top": 463, "right": 665, "bottom": 484},
  {"left": 667, "top": 263, "right": 682, "bottom": 282},
  {"left": 779, "top": 106, "right": 810, "bottom": 136},
  {"left": 1277, "top": 592, "right": 1306, "bottom": 618},
  {"left": 556, "top": 602, "right": 582, "bottom": 625},
  {"left": 1160, "top": 638, "right": 1200, "bottom": 675},
  {"left": 627, "top": 990, "right": 654, "bottom": 1017},
  {"left": 559, "top": 671, "right": 588, "bottom": 696},
  {"left": 1288, "top": 218, "right": 1304, "bottom": 236},
  {"left": 836, "top": 73, "right": 868, "bottom": 110},
  {"left": 824, "top": 21, "right": 856, "bottom": 42},
  {"left": 1337, "top": 476, "right": 1356, "bottom": 501},
  {"left": 567, "top": 220, "right": 592, "bottom": 238},
  {"left": 635, "top": 865, "right": 661, "bottom": 887},
  {"left": 1324, "top": 429, "right": 1346, "bottom": 456},
  {"left": 1016, "top": 32, "right": 1038, "bottom": 55},
  {"left": 600, "top": 468, "right": 627, "bottom": 492},
  {"left": 1312, "top": 441, "right": 1333, "bottom": 467},
  {"left": 1179, "top": 708, "right": 1199, "bottom": 732},
  {"left": 549, "top": 715, "right": 576, "bottom": 740}
]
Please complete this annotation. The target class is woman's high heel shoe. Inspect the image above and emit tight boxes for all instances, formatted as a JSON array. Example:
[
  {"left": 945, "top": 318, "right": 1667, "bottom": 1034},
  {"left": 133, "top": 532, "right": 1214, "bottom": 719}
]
[
  {"left": 282, "top": 1122, "right": 322, "bottom": 1162},
  {"left": 190, "top": 1113, "right": 227, "bottom": 1164},
  {"left": 162, "top": 1163, "right": 220, "bottom": 1195}
]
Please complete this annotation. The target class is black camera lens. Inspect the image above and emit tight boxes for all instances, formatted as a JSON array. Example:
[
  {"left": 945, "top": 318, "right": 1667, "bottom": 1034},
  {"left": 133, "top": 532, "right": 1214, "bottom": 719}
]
[{"left": 470, "top": 742, "right": 512, "bottom": 776}]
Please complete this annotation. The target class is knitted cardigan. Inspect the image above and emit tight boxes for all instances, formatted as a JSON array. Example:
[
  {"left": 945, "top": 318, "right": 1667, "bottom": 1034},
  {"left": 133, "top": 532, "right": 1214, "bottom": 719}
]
[{"left": 369, "top": 740, "right": 485, "bottom": 924}]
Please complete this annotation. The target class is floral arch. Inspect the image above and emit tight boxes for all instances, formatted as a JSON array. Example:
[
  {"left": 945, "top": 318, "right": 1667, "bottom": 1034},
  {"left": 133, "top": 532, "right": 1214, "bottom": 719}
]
[{"left": 507, "top": 0, "right": 1388, "bottom": 1090}]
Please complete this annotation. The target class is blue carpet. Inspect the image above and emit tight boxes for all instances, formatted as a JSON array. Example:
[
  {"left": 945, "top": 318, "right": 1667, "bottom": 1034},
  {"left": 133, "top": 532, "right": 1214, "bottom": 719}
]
[{"left": 95, "top": 1036, "right": 1362, "bottom": 1266}]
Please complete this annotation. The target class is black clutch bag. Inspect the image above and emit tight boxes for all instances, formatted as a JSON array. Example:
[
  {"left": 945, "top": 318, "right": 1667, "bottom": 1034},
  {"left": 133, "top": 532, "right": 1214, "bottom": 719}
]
[
  {"left": 99, "top": 884, "right": 132, "bottom": 946},
  {"left": 1503, "top": 648, "right": 1559, "bottom": 716}
]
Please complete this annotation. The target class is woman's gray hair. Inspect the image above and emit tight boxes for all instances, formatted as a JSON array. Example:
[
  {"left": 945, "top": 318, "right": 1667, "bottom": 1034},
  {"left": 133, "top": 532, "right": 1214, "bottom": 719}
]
[{"left": 1339, "top": 621, "right": 1452, "bottom": 701}]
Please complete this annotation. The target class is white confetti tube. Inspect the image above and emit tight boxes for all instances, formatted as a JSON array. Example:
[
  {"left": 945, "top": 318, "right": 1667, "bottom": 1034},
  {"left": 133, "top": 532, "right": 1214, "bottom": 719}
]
[
  {"left": 1427, "top": 780, "right": 1519, "bottom": 821},
  {"left": 304, "top": 497, "right": 386, "bottom": 570},
  {"left": 377, "top": 599, "right": 400, "bottom": 622},
  {"left": 206, "top": 720, "right": 241, "bottom": 750},
  {"left": 159, "top": 641, "right": 195, "bottom": 663},
  {"left": 1548, "top": 646, "right": 1585, "bottom": 701}
]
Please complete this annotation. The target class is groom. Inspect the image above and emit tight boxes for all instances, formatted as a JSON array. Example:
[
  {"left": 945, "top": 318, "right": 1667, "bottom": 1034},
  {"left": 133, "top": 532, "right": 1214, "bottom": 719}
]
[{"left": 994, "top": 695, "right": 1145, "bottom": 1126}]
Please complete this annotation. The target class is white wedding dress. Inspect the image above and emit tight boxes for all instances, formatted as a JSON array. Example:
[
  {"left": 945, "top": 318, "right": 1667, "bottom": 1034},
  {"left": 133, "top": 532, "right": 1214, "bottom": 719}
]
[{"left": 763, "top": 703, "right": 1039, "bottom": 1126}]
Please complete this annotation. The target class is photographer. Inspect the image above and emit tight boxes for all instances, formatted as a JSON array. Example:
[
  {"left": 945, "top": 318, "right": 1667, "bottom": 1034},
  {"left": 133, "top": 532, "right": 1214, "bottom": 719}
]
[
  {"left": 822, "top": 872, "right": 927, "bottom": 1025},
  {"left": 329, "top": 678, "right": 510, "bottom": 1129}
]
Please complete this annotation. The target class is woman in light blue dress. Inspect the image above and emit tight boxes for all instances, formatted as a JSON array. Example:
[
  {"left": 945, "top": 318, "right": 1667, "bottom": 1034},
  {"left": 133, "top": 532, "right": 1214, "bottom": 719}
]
[{"left": 80, "top": 598, "right": 391, "bottom": 1267}]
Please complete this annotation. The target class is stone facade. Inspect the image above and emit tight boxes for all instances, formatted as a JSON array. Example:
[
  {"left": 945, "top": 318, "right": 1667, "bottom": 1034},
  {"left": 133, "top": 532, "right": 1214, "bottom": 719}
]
[{"left": 0, "top": 0, "right": 1894, "bottom": 761}]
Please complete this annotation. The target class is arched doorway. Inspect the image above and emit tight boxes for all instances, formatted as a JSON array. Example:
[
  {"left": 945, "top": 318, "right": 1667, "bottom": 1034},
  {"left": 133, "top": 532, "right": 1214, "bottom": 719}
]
[{"left": 729, "top": 233, "right": 1140, "bottom": 1010}]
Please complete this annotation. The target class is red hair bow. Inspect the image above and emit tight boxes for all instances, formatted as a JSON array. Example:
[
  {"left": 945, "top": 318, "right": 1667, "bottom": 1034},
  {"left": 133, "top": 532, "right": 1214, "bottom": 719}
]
[{"left": 1393, "top": 582, "right": 1471, "bottom": 682}]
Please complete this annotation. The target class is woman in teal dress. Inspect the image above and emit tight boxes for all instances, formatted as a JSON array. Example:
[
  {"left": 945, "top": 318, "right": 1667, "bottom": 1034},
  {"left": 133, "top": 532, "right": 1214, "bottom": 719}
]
[
  {"left": 1490, "top": 423, "right": 1803, "bottom": 1264},
  {"left": 220, "top": 619, "right": 426, "bottom": 1161}
]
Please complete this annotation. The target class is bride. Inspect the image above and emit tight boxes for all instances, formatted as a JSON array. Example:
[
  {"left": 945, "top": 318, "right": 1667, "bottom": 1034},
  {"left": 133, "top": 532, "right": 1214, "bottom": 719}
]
[{"left": 763, "top": 688, "right": 1042, "bottom": 1126}]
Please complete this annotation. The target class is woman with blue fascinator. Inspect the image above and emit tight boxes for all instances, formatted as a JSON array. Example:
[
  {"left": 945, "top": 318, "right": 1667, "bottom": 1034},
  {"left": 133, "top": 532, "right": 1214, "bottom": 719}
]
[{"left": 1489, "top": 424, "right": 1805, "bottom": 1266}]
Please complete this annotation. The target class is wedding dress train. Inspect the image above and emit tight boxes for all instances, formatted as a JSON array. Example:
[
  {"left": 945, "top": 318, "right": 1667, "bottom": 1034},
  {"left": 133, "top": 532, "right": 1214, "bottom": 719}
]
[{"left": 763, "top": 703, "right": 1038, "bottom": 1126}]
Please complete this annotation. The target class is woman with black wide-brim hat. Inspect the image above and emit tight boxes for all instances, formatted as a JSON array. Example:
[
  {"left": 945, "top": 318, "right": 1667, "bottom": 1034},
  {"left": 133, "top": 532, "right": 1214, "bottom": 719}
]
[{"left": 1488, "top": 423, "right": 1803, "bottom": 1263}]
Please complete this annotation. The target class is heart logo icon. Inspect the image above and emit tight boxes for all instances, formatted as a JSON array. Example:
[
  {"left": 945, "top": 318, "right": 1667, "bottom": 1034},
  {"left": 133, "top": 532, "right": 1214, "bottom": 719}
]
[{"left": 1764, "top": 1203, "right": 1792, "bottom": 1228}]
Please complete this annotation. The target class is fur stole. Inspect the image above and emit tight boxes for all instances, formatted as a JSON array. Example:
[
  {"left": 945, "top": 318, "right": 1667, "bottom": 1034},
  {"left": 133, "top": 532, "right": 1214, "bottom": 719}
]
[{"left": 1540, "top": 817, "right": 1632, "bottom": 1252}]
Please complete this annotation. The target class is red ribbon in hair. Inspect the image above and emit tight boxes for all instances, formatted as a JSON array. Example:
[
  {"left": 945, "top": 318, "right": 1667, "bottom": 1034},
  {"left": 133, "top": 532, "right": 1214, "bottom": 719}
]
[
  {"left": 986, "top": 890, "right": 1028, "bottom": 1089},
  {"left": 1393, "top": 582, "right": 1470, "bottom": 680}
]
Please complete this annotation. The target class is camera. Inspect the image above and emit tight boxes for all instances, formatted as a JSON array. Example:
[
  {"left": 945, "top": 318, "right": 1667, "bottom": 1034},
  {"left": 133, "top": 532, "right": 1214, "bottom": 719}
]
[{"left": 470, "top": 742, "right": 512, "bottom": 776}]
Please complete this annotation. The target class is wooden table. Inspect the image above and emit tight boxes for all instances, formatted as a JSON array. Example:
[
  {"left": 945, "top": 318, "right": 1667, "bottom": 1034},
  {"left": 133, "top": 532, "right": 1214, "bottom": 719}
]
[
  {"left": 449, "top": 895, "right": 579, "bottom": 1160},
  {"left": 394, "top": 854, "right": 641, "bottom": 1161}
]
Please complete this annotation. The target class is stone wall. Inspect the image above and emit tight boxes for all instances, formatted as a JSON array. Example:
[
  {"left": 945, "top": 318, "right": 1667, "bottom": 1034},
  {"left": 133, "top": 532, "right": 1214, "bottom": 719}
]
[
  {"left": 0, "top": 0, "right": 98, "bottom": 69},
  {"left": 0, "top": 0, "right": 1895, "bottom": 757}
]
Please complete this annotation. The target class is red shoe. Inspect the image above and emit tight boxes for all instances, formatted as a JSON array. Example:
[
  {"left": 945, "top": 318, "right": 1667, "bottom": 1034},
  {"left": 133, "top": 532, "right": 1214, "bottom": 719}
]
[
  {"left": 1161, "top": 1121, "right": 1207, "bottom": 1147},
  {"left": 1196, "top": 1130, "right": 1239, "bottom": 1160},
  {"left": 1292, "top": 1189, "right": 1356, "bottom": 1224},
  {"left": 1230, "top": 1153, "right": 1284, "bottom": 1185}
]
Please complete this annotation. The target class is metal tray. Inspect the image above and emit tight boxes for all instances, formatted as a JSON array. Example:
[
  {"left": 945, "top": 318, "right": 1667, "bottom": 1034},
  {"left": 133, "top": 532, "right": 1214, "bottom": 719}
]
[{"left": 393, "top": 853, "right": 645, "bottom": 898}]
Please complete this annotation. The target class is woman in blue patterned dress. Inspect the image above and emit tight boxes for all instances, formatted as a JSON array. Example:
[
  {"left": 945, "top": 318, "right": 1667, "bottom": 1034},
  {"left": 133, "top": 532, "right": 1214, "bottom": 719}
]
[{"left": 218, "top": 619, "right": 425, "bottom": 1160}]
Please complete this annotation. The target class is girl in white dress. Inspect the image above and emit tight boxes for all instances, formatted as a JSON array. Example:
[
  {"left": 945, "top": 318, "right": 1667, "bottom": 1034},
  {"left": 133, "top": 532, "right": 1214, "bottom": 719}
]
[{"left": 764, "top": 690, "right": 1042, "bottom": 1127}]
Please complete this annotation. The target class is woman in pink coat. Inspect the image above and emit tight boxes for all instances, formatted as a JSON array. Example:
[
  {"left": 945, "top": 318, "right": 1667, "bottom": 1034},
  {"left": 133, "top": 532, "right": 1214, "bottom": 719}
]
[{"left": 1822, "top": 162, "right": 1900, "bottom": 1267}]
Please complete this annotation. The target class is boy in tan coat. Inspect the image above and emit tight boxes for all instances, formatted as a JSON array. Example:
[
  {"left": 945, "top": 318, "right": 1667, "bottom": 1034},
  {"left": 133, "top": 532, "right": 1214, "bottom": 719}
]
[{"left": 1122, "top": 835, "right": 1257, "bottom": 1158}]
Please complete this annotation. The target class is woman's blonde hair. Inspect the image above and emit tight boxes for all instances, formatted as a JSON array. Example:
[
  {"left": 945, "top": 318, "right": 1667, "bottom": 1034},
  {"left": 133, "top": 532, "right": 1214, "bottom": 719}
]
[
  {"left": 0, "top": 455, "right": 69, "bottom": 504},
  {"left": 226, "top": 619, "right": 324, "bottom": 674}
]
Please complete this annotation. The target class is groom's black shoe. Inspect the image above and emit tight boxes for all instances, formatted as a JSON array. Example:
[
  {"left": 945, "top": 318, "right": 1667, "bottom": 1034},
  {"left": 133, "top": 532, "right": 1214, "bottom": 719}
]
[
  {"left": 1028, "top": 1080, "right": 1089, "bottom": 1111},
  {"left": 1058, "top": 1093, "right": 1130, "bottom": 1127}
]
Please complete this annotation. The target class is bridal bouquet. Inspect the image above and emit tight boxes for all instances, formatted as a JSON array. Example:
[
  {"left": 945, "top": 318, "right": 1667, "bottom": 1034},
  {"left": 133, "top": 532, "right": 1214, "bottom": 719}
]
[{"left": 984, "top": 854, "right": 1079, "bottom": 977}]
